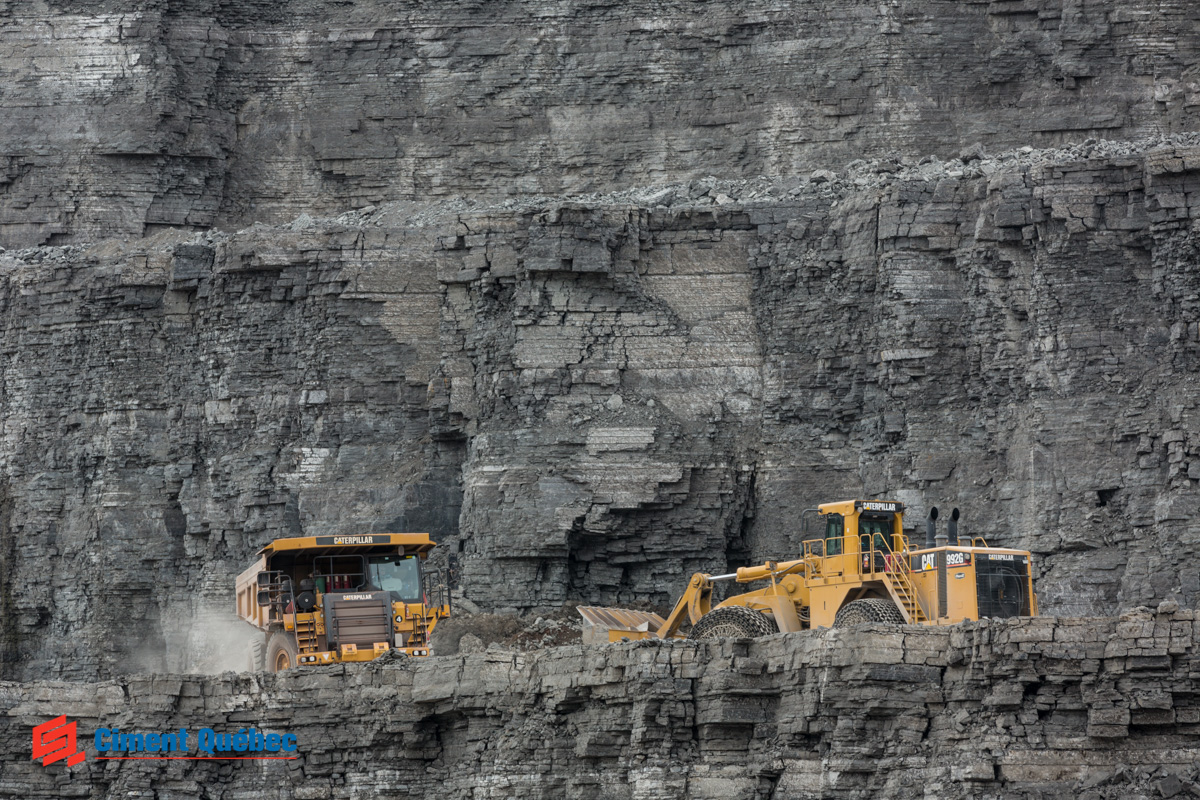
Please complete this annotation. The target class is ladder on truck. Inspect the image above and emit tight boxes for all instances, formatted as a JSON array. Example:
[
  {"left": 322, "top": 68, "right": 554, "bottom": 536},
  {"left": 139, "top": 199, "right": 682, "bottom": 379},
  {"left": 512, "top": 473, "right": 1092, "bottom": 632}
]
[
  {"left": 293, "top": 614, "right": 320, "bottom": 654},
  {"left": 407, "top": 612, "right": 431, "bottom": 649}
]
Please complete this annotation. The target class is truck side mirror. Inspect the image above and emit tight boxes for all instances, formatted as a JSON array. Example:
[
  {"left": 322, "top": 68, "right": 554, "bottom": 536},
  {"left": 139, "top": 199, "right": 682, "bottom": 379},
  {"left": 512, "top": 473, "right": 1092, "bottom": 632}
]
[
  {"left": 257, "top": 590, "right": 271, "bottom": 607},
  {"left": 257, "top": 572, "right": 271, "bottom": 587}
]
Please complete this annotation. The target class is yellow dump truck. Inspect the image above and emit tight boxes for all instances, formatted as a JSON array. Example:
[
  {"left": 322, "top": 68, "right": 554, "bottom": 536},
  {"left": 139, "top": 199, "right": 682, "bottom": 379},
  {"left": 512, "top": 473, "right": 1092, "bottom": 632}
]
[
  {"left": 236, "top": 533, "right": 451, "bottom": 671},
  {"left": 579, "top": 499, "right": 1037, "bottom": 643}
]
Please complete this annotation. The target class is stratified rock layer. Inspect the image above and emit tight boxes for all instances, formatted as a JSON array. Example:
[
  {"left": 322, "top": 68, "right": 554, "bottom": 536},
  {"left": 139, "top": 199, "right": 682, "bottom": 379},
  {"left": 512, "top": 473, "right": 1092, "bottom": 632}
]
[
  {"left": 0, "top": 217, "right": 465, "bottom": 679},
  {"left": 5, "top": 0, "right": 1200, "bottom": 246},
  {"left": 443, "top": 142, "right": 1200, "bottom": 617},
  {"left": 3, "top": 142, "right": 1200, "bottom": 680},
  {"left": 3, "top": 1, "right": 1200, "bottom": 795},
  {"left": 3, "top": 614, "right": 1199, "bottom": 799}
]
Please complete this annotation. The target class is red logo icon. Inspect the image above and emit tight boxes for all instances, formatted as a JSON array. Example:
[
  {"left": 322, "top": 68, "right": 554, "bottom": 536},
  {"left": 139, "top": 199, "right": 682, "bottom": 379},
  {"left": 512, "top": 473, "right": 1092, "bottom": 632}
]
[{"left": 32, "top": 716, "right": 85, "bottom": 768}]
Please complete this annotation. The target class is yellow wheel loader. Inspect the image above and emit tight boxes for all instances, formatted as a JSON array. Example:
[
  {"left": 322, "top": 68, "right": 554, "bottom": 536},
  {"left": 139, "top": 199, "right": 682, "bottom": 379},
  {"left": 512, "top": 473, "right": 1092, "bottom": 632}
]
[
  {"left": 236, "top": 533, "right": 451, "bottom": 671},
  {"left": 579, "top": 500, "right": 1037, "bottom": 644}
]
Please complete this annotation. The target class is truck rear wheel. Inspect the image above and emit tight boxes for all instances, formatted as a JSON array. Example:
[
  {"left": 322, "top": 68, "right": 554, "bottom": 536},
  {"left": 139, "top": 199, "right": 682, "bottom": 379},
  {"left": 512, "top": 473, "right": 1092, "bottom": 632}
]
[
  {"left": 688, "top": 606, "right": 780, "bottom": 640},
  {"left": 266, "top": 633, "right": 299, "bottom": 673},
  {"left": 247, "top": 638, "right": 265, "bottom": 672},
  {"left": 833, "top": 598, "right": 906, "bottom": 627}
]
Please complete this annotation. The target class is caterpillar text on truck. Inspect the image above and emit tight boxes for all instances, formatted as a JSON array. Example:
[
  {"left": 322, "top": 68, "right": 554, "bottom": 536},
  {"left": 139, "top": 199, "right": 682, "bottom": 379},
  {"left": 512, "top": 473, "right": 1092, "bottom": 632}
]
[
  {"left": 579, "top": 500, "right": 1037, "bottom": 643},
  {"left": 236, "top": 533, "right": 451, "bottom": 671}
]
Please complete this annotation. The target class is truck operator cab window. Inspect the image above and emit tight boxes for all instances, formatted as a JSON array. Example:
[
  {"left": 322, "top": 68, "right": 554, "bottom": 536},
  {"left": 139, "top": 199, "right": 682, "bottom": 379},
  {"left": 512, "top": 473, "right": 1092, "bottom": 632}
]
[{"left": 367, "top": 555, "right": 422, "bottom": 602}]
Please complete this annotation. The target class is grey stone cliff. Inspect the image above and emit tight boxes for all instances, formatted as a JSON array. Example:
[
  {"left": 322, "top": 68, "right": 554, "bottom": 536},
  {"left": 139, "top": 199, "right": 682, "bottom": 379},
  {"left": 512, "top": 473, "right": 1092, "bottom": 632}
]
[
  {"left": 6, "top": 0, "right": 1200, "bottom": 247},
  {"left": 4, "top": 141, "right": 1200, "bottom": 680},
  {"left": 2, "top": 0, "right": 1200, "bottom": 794}
]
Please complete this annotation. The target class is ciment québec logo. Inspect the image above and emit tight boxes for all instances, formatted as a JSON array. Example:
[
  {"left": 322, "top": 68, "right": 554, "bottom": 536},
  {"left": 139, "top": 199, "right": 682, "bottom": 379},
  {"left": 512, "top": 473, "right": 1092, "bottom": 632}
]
[
  {"left": 32, "top": 717, "right": 300, "bottom": 769},
  {"left": 32, "top": 716, "right": 86, "bottom": 768}
]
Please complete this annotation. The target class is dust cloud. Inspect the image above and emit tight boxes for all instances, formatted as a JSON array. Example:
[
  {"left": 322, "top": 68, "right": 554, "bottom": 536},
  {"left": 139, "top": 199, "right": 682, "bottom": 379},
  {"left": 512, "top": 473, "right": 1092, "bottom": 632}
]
[{"left": 162, "top": 606, "right": 263, "bottom": 675}]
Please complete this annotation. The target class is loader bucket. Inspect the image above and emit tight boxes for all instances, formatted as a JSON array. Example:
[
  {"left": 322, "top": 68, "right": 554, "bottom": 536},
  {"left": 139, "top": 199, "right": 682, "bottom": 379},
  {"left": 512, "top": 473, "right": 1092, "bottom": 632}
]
[{"left": 577, "top": 606, "right": 667, "bottom": 644}]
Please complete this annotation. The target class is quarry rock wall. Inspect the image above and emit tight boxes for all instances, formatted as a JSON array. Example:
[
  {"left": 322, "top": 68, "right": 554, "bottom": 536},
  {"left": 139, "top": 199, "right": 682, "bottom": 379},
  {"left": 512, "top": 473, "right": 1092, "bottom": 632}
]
[
  {"left": 3, "top": 142, "right": 1200, "bottom": 680},
  {"left": 5, "top": 0, "right": 1200, "bottom": 246},
  {"left": 3, "top": 613, "right": 1199, "bottom": 799},
  {"left": 3, "top": 0, "right": 1200, "bottom": 794},
  {"left": 443, "top": 142, "right": 1200, "bottom": 618},
  {"left": 0, "top": 215, "right": 465, "bottom": 680}
]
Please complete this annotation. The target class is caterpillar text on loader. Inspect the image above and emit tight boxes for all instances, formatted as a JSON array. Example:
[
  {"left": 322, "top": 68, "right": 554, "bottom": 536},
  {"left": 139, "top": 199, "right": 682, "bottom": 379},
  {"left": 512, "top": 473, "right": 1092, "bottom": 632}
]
[
  {"left": 579, "top": 500, "right": 1037, "bottom": 643},
  {"left": 236, "top": 533, "right": 451, "bottom": 672}
]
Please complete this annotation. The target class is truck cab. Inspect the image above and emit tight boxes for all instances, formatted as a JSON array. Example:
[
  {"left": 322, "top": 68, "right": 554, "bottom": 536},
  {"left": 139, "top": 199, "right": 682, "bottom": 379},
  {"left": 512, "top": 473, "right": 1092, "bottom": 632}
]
[{"left": 235, "top": 533, "right": 451, "bottom": 672}]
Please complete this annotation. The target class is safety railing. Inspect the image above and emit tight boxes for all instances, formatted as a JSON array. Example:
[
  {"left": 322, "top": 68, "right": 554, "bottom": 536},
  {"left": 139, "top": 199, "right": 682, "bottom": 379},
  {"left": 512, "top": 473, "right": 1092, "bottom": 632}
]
[
  {"left": 802, "top": 532, "right": 929, "bottom": 621},
  {"left": 802, "top": 535, "right": 904, "bottom": 578},
  {"left": 422, "top": 567, "right": 452, "bottom": 612},
  {"left": 313, "top": 555, "right": 366, "bottom": 592},
  {"left": 857, "top": 532, "right": 906, "bottom": 577},
  {"left": 890, "top": 534, "right": 931, "bottom": 622}
]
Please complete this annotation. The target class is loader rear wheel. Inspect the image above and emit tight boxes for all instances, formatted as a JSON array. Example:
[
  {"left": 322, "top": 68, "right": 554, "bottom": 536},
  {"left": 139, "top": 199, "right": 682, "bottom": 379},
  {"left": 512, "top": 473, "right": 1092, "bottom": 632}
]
[
  {"left": 247, "top": 638, "right": 265, "bottom": 673},
  {"left": 833, "top": 598, "right": 906, "bottom": 627},
  {"left": 266, "top": 633, "right": 299, "bottom": 673},
  {"left": 688, "top": 606, "right": 780, "bottom": 640}
]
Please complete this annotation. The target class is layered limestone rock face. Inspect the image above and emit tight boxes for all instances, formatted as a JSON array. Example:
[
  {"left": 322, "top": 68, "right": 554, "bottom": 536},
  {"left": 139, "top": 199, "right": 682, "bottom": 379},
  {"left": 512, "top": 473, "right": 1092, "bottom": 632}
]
[
  {"left": 4, "top": 1, "right": 1200, "bottom": 793},
  {"left": 3, "top": 142, "right": 1200, "bottom": 680},
  {"left": 443, "top": 141, "right": 1200, "bottom": 616},
  {"left": 5, "top": 0, "right": 1200, "bottom": 246},
  {"left": 3, "top": 614, "right": 1199, "bottom": 799},
  {"left": 0, "top": 216, "right": 467, "bottom": 680}
]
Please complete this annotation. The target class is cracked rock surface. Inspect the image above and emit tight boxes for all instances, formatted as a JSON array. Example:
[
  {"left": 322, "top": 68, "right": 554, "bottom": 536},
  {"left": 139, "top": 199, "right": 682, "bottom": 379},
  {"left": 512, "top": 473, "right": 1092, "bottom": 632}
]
[
  {"left": 3, "top": 614, "right": 1200, "bottom": 799},
  {"left": 4, "top": 141, "right": 1200, "bottom": 680},
  {"left": 3, "top": 1, "right": 1200, "bottom": 794},
  {"left": 5, "top": 0, "right": 1200, "bottom": 247}
]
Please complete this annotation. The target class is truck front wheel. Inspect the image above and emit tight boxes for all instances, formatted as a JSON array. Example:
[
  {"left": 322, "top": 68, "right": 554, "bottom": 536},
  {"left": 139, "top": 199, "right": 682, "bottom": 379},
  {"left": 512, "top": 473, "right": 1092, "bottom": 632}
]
[{"left": 266, "top": 633, "right": 299, "bottom": 673}]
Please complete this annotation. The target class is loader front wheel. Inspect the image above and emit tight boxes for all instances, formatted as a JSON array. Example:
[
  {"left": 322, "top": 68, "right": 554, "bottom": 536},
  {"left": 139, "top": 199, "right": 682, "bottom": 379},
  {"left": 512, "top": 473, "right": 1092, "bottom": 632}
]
[
  {"left": 833, "top": 598, "right": 906, "bottom": 627},
  {"left": 266, "top": 633, "right": 299, "bottom": 673},
  {"left": 688, "top": 606, "right": 780, "bottom": 640}
]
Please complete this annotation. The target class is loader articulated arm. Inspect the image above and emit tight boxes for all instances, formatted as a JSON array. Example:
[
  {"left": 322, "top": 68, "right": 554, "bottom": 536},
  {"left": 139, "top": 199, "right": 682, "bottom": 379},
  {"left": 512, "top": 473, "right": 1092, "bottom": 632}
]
[
  {"left": 577, "top": 557, "right": 815, "bottom": 643},
  {"left": 652, "top": 558, "right": 809, "bottom": 639},
  {"left": 734, "top": 557, "right": 808, "bottom": 583},
  {"left": 654, "top": 572, "right": 716, "bottom": 639}
]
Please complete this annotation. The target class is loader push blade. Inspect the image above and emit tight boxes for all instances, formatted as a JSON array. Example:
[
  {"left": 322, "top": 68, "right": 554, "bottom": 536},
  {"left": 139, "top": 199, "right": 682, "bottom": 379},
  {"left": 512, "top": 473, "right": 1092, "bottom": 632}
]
[{"left": 577, "top": 606, "right": 667, "bottom": 644}]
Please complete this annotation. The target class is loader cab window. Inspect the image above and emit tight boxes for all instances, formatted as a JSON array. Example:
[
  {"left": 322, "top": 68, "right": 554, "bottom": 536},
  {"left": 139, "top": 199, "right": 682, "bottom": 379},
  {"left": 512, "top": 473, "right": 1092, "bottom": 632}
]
[
  {"left": 368, "top": 555, "right": 422, "bottom": 603},
  {"left": 858, "top": 514, "right": 894, "bottom": 552},
  {"left": 824, "top": 514, "right": 844, "bottom": 556}
]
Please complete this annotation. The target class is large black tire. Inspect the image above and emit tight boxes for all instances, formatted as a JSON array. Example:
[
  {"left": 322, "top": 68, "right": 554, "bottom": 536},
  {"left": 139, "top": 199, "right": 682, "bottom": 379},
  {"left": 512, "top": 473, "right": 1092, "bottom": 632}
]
[
  {"left": 833, "top": 598, "right": 906, "bottom": 627},
  {"left": 266, "top": 633, "right": 299, "bottom": 673},
  {"left": 247, "top": 638, "right": 265, "bottom": 673},
  {"left": 688, "top": 606, "right": 780, "bottom": 640}
]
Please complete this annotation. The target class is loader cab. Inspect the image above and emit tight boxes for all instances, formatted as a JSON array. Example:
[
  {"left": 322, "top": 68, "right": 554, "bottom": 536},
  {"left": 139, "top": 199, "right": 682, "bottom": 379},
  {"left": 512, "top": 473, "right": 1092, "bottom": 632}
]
[
  {"left": 857, "top": 514, "right": 895, "bottom": 551},
  {"left": 805, "top": 499, "right": 904, "bottom": 577}
]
